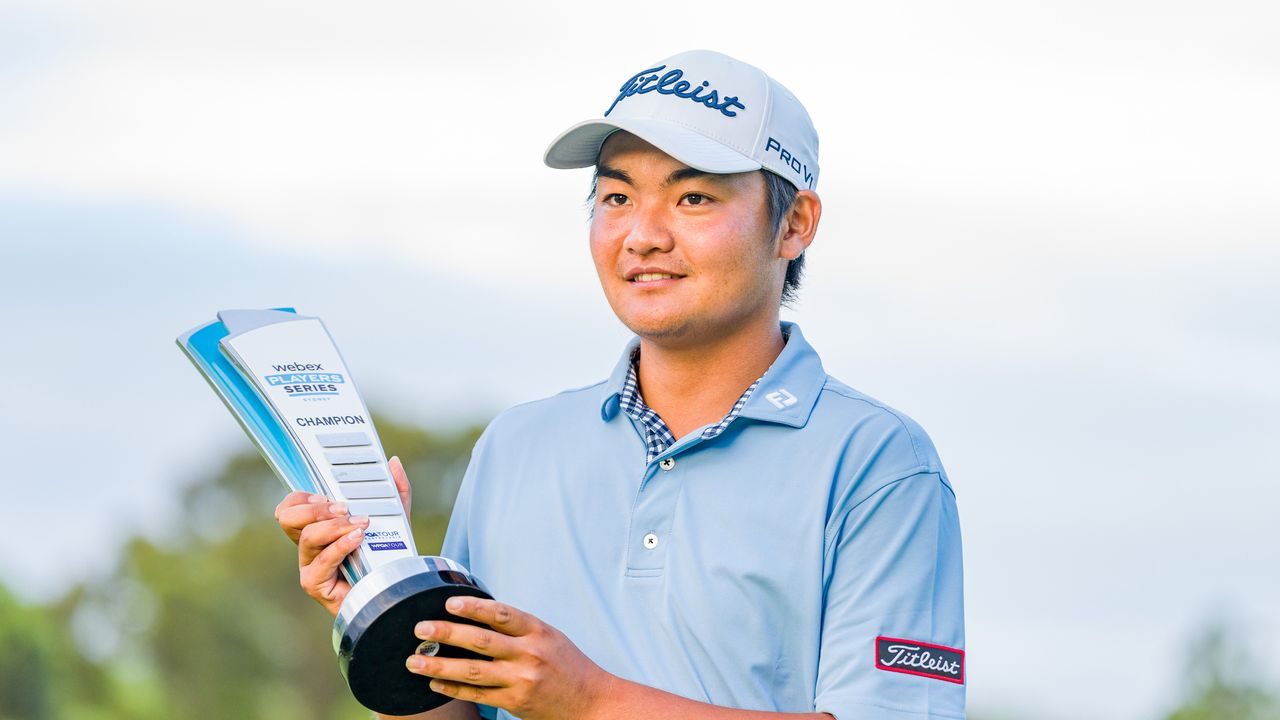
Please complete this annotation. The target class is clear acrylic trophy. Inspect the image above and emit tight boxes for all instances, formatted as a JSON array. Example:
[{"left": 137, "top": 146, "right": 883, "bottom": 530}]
[{"left": 177, "top": 308, "right": 491, "bottom": 715}]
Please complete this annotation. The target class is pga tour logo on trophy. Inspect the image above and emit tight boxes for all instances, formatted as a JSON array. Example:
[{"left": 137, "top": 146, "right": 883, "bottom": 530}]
[{"left": 177, "top": 308, "right": 491, "bottom": 715}]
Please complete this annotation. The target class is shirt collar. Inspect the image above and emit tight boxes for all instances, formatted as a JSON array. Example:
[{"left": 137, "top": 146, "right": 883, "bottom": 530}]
[
  {"left": 734, "top": 322, "right": 826, "bottom": 428},
  {"left": 599, "top": 336, "right": 641, "bottom": 421},
  {"left": 599, "top": 322, "right": 825, "bottom": 428}
]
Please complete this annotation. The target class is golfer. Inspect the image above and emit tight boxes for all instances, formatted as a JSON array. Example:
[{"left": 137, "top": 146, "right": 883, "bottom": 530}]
[{"left": 277, "top": 49, "right": 965, "bottom": 720}]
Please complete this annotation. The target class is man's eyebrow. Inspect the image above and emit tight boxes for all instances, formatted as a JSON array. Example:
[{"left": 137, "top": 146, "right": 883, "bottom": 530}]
[
  {"left": 662, "top": 167, "right": 719, "bottom": 188},
  {"left": 595, "top": 165, "right": 634, "bottom": 185},
  {"left": 596, "top": 164, "right": 726, "bottom": 188}
]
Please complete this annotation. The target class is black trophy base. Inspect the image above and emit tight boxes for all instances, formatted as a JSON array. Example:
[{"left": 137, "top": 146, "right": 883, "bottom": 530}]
[{"left": 334, "top": 557, "right": 492, "bottom": 715}]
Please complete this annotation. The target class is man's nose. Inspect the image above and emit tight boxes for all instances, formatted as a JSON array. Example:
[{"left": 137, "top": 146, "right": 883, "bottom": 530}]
[{"left": 622, "top": 204, "right": 675, "bottom": 256}]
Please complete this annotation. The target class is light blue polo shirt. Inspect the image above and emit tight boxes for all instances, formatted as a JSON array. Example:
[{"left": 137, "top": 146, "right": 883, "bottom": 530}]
[{"left": 441, "top": 323, "right": 965, "bottom": 720}]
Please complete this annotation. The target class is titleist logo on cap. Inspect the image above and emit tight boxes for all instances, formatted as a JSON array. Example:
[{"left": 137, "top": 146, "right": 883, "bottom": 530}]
[
  {"left": 605, "top": 65, "right": 747, "bottom": 118},
  {"left": 543, "top": 50, "right": 820, "bottom": 192}
]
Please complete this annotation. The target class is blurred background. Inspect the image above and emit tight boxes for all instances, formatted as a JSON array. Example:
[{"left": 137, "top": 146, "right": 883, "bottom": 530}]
[{"left": 2, "top": 1, "right": 1277, "bottom": 718}]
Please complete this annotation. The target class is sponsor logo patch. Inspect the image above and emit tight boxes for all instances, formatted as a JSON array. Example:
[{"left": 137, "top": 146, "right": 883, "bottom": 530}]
[{"left": 875, "top": 636, "right": 964, "bottom": 684}]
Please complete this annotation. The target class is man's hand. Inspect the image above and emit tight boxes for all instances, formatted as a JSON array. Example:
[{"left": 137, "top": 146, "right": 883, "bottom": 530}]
[
  {"left": 406, "top": 596, "right": 615, "bottom": 720},
  {"left": 273, "top": 456, "right": 414, "bottom": 616}
]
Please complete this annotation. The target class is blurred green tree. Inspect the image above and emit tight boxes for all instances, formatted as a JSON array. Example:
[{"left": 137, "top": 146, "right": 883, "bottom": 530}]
[
  {"left": 1165, "top": 617, "right": 1280, "bottom": 720},
  {"left": 0, "top": 586, "right": 60, "bottom": 720}
]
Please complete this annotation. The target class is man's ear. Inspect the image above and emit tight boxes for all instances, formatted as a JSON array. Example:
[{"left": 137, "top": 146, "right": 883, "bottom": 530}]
[{"left": 778, "top": 190, "right": 821, "bottom": 260}]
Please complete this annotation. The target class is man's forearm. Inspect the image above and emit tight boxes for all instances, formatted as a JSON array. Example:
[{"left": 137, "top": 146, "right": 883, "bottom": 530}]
[{"left": 402, "top": 598, "right": 840, "bottom": 720}]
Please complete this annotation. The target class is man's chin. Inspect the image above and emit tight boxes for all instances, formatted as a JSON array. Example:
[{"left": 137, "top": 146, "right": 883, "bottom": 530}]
[{"left": 620, "top": 315, "right": 694, "bottom": 343}]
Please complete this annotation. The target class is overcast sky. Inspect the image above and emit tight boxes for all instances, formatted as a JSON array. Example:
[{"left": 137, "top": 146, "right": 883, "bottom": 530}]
[{"left": 3, "top": 1, "right": 1278, "bottom": 718}]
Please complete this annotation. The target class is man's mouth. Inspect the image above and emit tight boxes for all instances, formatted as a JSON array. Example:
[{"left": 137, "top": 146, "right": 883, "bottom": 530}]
[{"left": 630, "top": 272, "right": 684, "bottom": 283}]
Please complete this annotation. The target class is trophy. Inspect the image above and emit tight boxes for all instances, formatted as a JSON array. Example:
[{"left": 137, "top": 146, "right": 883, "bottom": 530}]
[{"left": 177, "top": 308, "right": 491, "bottom": 715}]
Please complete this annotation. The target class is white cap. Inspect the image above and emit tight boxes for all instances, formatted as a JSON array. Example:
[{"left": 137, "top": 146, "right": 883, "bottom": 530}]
[{"left": 544, "top": 50, "right": 820, "bottom": 191}]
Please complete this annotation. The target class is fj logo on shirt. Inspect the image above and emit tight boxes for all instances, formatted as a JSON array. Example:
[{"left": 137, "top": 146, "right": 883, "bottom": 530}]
[
  {"left": 765, "top": 389, "right": 798, "bottom": 409},
  {"left": 874, "top": 636, "right": 965, "bottom": 684}
]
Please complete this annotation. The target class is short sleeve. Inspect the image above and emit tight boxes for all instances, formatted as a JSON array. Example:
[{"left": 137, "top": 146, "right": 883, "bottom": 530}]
[
  {"left": 439, "top": 466, "right": 474, "bottom": 572},
  {"left": 814, "top": 472, "right": 965, "bottom": 720},
  {"left": 439, "top": 427, "right": 494, "bottom": 572}
]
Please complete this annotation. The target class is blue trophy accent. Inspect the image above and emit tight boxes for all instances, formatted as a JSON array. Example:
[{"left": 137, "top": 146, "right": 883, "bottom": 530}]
[{"left": 177, "top": 308, "right": 318, "bottom": 495}]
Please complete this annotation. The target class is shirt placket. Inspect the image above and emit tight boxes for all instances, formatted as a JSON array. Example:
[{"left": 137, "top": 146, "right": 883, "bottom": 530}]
[
  {"left": 625, "top": 440, "right": 695, "bottom": 577},
  {"left": 617, "top": 358, "right": 761, "bottom": 577}
]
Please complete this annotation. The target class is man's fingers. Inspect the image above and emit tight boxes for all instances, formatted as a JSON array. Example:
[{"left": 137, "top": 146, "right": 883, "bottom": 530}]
[
  {"left": 274, "top": 490, "right": 315, "bottom": 518},
  {"left": 275, "top": 492, "right": 343, "bottom": 543},
  {"left": 420, "top": 679, "right": 490, "bottom": 704},
  {"left": 298, "top": 516, "right": 369, "bottom": 567},
  {"left": 414, "top": 620, "right": 517, "bottom": 659},
  {"left": 405, "top": 655, "right": 503, "bottom": 689},
  {"left": 299, "top": 526, "right": 365, "bottom": 594},
  {"left": 445, "top": 597, "right": 537, "bottom": 637},
  {"left": 389, "top": 456, "right": 412, "bottom": 515}
]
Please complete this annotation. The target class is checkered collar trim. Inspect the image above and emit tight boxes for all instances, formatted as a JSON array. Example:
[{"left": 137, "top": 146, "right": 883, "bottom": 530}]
[
  {"left": 618, "top": 332, "right": 787, "bottom": 464},
  {"left": 618, "top": 355, "right": 680, "bottom": 464}
]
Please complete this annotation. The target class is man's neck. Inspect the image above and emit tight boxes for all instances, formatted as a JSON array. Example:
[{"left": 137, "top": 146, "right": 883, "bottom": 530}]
[{"left": 635, "top": 316, "right": 786, "bottom": 441}]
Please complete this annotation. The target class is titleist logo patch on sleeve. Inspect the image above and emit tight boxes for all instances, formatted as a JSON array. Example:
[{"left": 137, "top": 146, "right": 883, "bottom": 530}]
[{"left": 875, "top": 636, "right": 965, "bottom": 684}]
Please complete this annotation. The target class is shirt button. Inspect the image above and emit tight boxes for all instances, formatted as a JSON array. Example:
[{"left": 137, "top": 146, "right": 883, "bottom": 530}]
[
  {"left": 642, "top": 532, "right": 659, "bottom": 549},
  {"left": 659, "top": 457, "right": 676, "bottom": 471}
]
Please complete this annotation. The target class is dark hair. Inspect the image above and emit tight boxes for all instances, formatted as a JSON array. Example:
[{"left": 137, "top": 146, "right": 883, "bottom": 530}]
[
  {"left": 586, "top": 169, "right": 805, "bottom": 304},
  {"left": 762, "top": 170, "right": 803, "bottom": 305}
]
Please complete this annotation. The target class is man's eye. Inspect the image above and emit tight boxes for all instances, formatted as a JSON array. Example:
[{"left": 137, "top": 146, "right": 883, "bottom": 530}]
[
  {"left": 603, "top": 193, "right": 629, "bottom": 205},
  {"left": 681, "top": 193, "right": 709, "bottom": 206}
]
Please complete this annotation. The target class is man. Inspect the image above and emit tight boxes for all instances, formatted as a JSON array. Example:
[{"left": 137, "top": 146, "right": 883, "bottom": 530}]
[{"left": 277, "top": 50, "right": 965, "bottom": 720}]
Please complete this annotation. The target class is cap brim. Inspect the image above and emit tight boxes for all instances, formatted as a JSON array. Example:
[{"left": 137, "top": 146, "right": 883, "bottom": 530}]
[{"left": 544, "top": 117, "right": 761, "bottom": 174}]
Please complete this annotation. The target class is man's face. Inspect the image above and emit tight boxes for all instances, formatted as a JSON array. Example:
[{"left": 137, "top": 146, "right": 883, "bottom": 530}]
[{"left": 589, "top": 131, "right": 787, "bottom": 345}]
